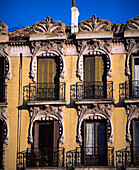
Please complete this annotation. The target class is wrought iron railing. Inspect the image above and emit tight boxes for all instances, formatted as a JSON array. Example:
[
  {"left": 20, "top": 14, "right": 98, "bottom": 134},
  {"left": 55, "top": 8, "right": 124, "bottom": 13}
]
[
  {"left": 66, "top": 147, "right": 114, "bottom": 167},
  {"left": 0, "top": 150, "right": 5, "bottom": 169},
  {"left": 17, "top": 147, "right": 65, "bottom": 169},
  {"left": 8, "top": 24, "right": 24, "bottom": 32},
  {"left": 116, "top": 146, "right": 139, "bottom": 168},
  {"left": 0, "top": 85, "right": 7, "bottom": 102},
  {"left": 125, "top": 80, "right": 139, "bottom": 98},
  {"left": 76, "top": 81, "right": 113, "bottom": 99},
  {"left": 23, "top": 82, "right": 66, "bottom": 102}
]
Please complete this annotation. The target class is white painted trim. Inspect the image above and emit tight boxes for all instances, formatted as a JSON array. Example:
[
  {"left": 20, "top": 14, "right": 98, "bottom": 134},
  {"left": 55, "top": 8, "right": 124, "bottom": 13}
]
[
  {"left": 124, "top": 34, "right": 139, "bottom": 38},
  {"left": 29, "top": 36, "right": 67, "bottom": 41},
  {"left": 76, "top": 35, "right": 113, "bottom": 39}
]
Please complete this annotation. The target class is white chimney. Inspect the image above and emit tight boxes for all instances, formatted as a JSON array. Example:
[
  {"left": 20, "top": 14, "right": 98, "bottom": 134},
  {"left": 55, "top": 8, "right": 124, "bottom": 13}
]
[{"left": 71, "top": 0, "right": 79, "bottom": 33}]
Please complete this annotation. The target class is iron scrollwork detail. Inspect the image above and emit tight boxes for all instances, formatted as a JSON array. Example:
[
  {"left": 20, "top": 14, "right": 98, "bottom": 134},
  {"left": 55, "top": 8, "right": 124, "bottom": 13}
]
[
  {"left": 28, "top": 105, "right": 65, "bottom": 146},
  {"left": 76, "top": 104, "right": 114, "bottom": 146}
]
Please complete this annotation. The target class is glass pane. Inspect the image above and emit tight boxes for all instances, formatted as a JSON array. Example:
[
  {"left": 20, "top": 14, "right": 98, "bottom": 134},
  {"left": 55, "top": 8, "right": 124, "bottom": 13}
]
[
  {"left": 86, "top": 123, "right": 94, "bottom": 155},
  {"left": 135, "top": 58, "right": 139, "bottom": 65},
  {"left": 136, "top": 122, "right": 139, "bottom": 154}
]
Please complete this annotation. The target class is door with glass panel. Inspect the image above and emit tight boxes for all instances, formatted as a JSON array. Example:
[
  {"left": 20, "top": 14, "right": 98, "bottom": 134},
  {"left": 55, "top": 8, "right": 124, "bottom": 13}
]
[
  {"left": 133, "top": 57, "right": 139, "bottom": 97},
  {"left": 83, "top": 55, "right": 107, "bottom": 99},
  {"left": 83, "top": 120, "right": 107, "bottom": 166},
  {"left": 37, "top": 57, "right": 60, "bottom": 100}
]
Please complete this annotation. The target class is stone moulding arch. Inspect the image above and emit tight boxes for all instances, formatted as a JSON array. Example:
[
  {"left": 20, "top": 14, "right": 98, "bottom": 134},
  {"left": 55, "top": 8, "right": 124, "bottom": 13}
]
[
  {"left": 30, "top": 48, "right": 65, "bottom": 83},
  {"left": 0, "top": 50, "right": 11, "bottom": 83},
  {"left": 126, "top": 105, "right": 139, "bottom": 143},
  {"left": 76, "top": 104, "right": 114, "bottom": 146},
  {"left": 0, "top": 108, "right": 9, "bottom": 148},
  {"left": 77, "top": 46, "right": 112, "bottom": 81},
  {"left": 28, "top": 105, "right": 65, "bottom": 146}
]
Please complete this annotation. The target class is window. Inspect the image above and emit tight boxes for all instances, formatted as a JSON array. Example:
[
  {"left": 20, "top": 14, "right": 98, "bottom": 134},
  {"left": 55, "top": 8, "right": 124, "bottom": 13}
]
[{"left": 37, "top": 56, "right": 60, "bottom": 100}]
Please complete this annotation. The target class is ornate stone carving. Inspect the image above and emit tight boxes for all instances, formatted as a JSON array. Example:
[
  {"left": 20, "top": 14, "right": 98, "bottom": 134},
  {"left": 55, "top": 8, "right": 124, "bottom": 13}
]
[
  {"left": 33, "top": 16, "right": 65, "bottom": 35},
  {"left": 28, "top": 105, "right": 65, "bottom": 146},
  {"left": 125, "top": 16, "right": 139, "bottom": 30},
  {"left": 79, "top": 15, "right": 111, "bottom": 32},
  {"left": 30, "top": 40, "right": 65, "bottom": 82},
  {"left": 125, "top": 38, "right": 139, "bottom": 76},
  {"left": 0, "top": 108, "right": 9, "bottom": 148},
  {"left": 76, "top": 104, "right": 113, "bottom": 146},
  {"left": 126, "top": 104, "right": 139, "bottom": 143},
  {"left": 77, "top": 40, "right": 112, "bottom": 80},
  {"left": 0, "top": 44, "right": 11, "bottom": 82},
  {"left": 0, "top": 20, "right": 8, "bottom": 35}
]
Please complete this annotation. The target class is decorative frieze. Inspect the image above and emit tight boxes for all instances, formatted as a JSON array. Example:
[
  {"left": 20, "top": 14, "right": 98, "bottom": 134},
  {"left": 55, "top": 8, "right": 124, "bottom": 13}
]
[
  {"left": 0, "top": 107, "right": 9, "bottom": 148},
  {"left": 76, "top": 103, "right": 114, "bottom": 146},
  {"left": 30, "top": 40, "right": 65, "bottom": 82},
  {"left": 28, "top": 105, "right": 65, "bottom": 146},
  {"left": 76, "top": 39, "right": 112, "bottom": 80}
]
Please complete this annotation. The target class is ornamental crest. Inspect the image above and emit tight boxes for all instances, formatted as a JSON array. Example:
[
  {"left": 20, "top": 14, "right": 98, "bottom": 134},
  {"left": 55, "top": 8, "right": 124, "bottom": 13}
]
[
  {"left": 0, "top": 20, "right": 8, "bottom": 35},
  {"left": 125, "top": 16, "right": 139, "bottom": 30}
]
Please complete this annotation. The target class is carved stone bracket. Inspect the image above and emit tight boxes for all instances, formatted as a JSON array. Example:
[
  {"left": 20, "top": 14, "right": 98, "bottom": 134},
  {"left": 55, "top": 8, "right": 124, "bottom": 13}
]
[
  {"left": 30, "top": 41, "right": 65, "bottom": 82},
  {"left": 33, "top": 16, "right": 65, "bottom": 35},
  {"left": 125, "top": 38, "right": 139, "bottom": 76},
  {"left": 28, "top": 105, "right": 65, "bottom": 146},
  {"left": 0, "top": 44, "right": 11, "bottom": 82},
  {"left": 0, "top": 107, "right": 9, "bottom": 148},
  {"left": 79, "top": 15, "right": 111, "bottom": 32},
  {"left": 126, "top": 104, "right": 139, "bottom": 143},
  {"left": 76, "top": 40, "right": 112, "bottom": 81},
  {"left": 76, "top": 104, "right": 114, "bottom": 146}
]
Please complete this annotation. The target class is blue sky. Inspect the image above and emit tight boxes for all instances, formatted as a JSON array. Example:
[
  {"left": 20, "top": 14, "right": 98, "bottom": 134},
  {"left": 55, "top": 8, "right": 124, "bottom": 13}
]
[{"left": 0, "top": 0, "right": 139, "bottom": 29}]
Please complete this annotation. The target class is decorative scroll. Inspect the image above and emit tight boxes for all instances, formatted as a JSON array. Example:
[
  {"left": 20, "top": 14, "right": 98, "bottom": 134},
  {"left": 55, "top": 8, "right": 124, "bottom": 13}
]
[
  {"left": 125, "top": 16, "right": 139, "bottom": 30},
  {"left": 0, "top": 107, "right": 9, "bottom": 148},
  {"left": 30, "top": 41, "right": 65, "bottom": 82},
  {"left": 126, "top": 104, "right": 139, "bottom": 143},
  {"left": 76, "top": 40, "right": 112, "bottom": 80},
  {"left": 79, "top": 15, "right": 111, "bottom": 32},
  {"left": 28, "top": 105, "right": 65, "bottom": 146},
  {"left": 0, "top": 44, "right": 11, "bottom": 82},
  {"left": 125, "top": 39, "right": 139, "bottom": 76},
  {"left": 0, "top": 20, "right": 8, "bottom": 35},
  {"left": 33, "top": 16, "right": 65, "bottom": 35},
  {"left": 76, "top": 104, "right": 114, "bottom": 146}
]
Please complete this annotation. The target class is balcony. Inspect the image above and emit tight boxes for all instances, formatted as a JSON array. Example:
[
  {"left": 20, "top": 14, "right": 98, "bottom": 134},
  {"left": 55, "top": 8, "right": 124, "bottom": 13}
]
[
  {"left": 125, "top": 80, "right": 139, "bottom": 98},
  {"left": 66, "top": 147, "right": 114, "bottom": 167},
  {"left": 23, "top": 82, "right": 66, "bottom": 102},
  {"left": 17, "top": 147, "right": 65, "bottom": 169},
  {"left": 0, "top": 85, "right": 7, "bottom": 103},
  {"left": 76, "top": 81, "right": 113, "bottom": 100},
  {"left": 116, "top": 146, "right": 139, "bottom": 168}
]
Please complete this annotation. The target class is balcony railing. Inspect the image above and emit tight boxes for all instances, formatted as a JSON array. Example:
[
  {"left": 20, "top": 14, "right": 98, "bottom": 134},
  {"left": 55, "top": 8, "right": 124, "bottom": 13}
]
[
  {"left": 66, "top": 147, "right": 114, "bottom": 167},
  {"left": 0, "top": 150, "right": 5, "bottom": 169},
  {"left": 17, "top": 147, "right": 65, "bottom": 169},
  {"left": 116, "top": 146, "right": 139, "bottom": 168},
  {"left": 125, "top": 80, "right": 139, "bottom": 98},
  {"left": 76, "top": 81, "right": 113, "bottom": 100},
  {"left": 0, "top": 85, "right": 7, "bottom": 102},
  {"left": 23, "top": 82, "right": 66, "bottom": 102}
]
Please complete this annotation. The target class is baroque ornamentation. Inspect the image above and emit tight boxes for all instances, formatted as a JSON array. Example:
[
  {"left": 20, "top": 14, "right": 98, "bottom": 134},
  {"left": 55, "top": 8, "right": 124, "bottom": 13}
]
[
  {"left": 30, "top": 40, "right": 65, "bottom": 82},
  {"left": 33, "top": 16, "right": 65, "bottom": 35},
  {"left": 79, "top": 15, "right": 111, "bottom": 32},
  {"left": 76, "top": 104, "right": 113, "bottom": 146},
  {"left": 76, "top": 40, "right": 112, "bottom": 80},
  {"left": 125, "top": 38, "right": 139, "bottom": 76},
  {"left": 0, "top": 20, "right": 8, "bottom": 35},
  {"left": 28, "top": 105, "right": 65, "bottom": 146},
  {"left": 125, "top": 16, "right": 139, "bottom": 30},
  {"left": 0, "top": 44, "right": 11, "bottom": 82},
  {"left": 0, "top": 107, "right": 9, "bottom": 148},
  {"left": 126, "top": 104, "right": 139, "bottom": 143}
]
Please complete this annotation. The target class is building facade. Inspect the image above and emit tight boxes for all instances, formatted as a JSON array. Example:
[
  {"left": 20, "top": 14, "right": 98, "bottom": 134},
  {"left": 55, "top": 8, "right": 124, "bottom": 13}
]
[{"left": 0, "top": 5, "right": 139, "bottom": 170}]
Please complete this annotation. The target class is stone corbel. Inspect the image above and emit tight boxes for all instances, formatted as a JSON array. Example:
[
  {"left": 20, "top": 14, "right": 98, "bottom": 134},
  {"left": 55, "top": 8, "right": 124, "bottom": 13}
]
[
  {"left": 30, "top": 41, "right": 65, "bottom": 82},
  {"left": 0, "top": 107, "right": 9, "bottom": 148},
  {"left": 76, "top": 40, "right": 112, "bottom": 81},
  {"left": 126, "top": 104, "right": 139, "bottom": 143},
  {"left": 28, "top": 105, "right": 65, "bottom": 146},
  {"left": 76, "top": 104, "right": 114, "bottom": 146}
]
